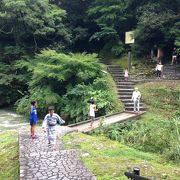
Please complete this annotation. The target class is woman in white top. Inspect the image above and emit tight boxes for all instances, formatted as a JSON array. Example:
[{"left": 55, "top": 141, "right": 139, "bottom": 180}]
[
  {"left": 155, "top": 62, "right": 163, "bottom": 79},
  {"left": 89, "top": 100, "right": 97, "bottom": 128}
]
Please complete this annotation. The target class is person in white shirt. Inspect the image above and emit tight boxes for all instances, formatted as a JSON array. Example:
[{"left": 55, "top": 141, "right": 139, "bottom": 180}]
[
  {"left": 131, "top": 87, "right": 141, "bottom": 112},
  {"left": 155, "top": 62, "right": 163, "bottom": 79},
  {"left": 89, "top": 100, "right": 97, "bottom": 128}
]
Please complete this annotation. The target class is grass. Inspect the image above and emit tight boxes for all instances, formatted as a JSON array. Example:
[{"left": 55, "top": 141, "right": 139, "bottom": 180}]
[
  {"left": 63, "top": 132, "right": 180, "bottom": 180},
  {"left": 63, "top": 80, "right": 180, "bottom": 179},
  {"left": 0, "top": 130, "right": 19, "bottom": 180},
  {"left": 138, "top": 81, "right": 180, "bottom": 118},
  {"left": 111, "top": 56, "right": 129, "bottom": 69}
]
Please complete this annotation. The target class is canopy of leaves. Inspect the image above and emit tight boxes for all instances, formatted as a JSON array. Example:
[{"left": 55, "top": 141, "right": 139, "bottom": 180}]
[
  {"left": 0, "top": 0, "right": 70, "bottom": 52},
  {"left": 16, "top": 50, "right": 122, "bottom": 123},
  {"left": 133, "top": 1, "right": 180, "bottom": 57}
]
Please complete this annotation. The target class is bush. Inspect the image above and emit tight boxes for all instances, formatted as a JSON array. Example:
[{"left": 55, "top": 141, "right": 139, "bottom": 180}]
[
  {"left": 91, "top": 116, "right": 180, "bottom": 163},
  {"left": 16, "top": 50, "right": 123, "bottom": 123}
]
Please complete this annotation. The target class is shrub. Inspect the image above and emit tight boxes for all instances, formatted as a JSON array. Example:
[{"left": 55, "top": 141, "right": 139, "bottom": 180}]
[{"left": 16, "top": 50, "right": 123, "bottom": 123}]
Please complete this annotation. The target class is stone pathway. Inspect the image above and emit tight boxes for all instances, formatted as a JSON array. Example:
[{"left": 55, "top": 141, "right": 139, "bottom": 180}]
[
  {"left": 19, "top": 112, "right": 145, "bottom": 179},
  {"left": 19, "top": 126, "right": 96, "bottom": 180}
]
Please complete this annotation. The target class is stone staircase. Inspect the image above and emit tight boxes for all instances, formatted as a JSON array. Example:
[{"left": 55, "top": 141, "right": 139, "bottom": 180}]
[
  {"left": 163, "top": 64, "right": 180, "bottom": 79},
  {"left": 107, "top": 65, "right": 146, "bottom": 112}
]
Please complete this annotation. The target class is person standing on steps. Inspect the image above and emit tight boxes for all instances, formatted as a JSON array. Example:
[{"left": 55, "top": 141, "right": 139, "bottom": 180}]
[
  {"left": 89, "top": 100, "right": 98, "bottom": 128},
  {"left": 124, "top": 69, "right": 129, "bottom": 81},
  {"left": 29, "top": 101, "right": 38, "bottom": 139},
  {"left": 171, "top": 48, "right": 177, "bottom": 65},
  {"left": 155, "top": 62, "right": 163, "bottom": 80},
  {"left": 131, "top": 87, "right": 141, "bottom": 113},
  {"left": 42, "top": 106, "right": 65, "bottom": 149}
]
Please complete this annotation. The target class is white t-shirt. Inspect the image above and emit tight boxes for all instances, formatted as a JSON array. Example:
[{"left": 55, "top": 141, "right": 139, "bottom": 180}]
[
  {"left": 156, "top": 64, "right": 163, "bottom": 71},
  {"left": 132, "top": 91, "right": 141, "bottom": 101},
  {"left": 89, "top": 104, "right": 96, "bottom": 117},
  {"left": 124, "top": 71, "right": 128, "bottom": 77}
]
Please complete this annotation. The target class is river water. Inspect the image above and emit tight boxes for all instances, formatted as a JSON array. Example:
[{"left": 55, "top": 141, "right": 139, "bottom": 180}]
[{"left": 0, "top": 109, "right": 28, "bottom": 132}]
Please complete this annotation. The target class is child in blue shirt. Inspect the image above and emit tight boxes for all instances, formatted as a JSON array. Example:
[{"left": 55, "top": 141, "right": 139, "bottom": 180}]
[{"left": 30, "top": 101, "right": 38, "bottom": 139}]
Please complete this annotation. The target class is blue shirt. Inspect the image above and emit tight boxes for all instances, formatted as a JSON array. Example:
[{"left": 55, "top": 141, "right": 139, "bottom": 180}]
[{"left": 30, "top": 106, "right": 38, "bottom": 123}]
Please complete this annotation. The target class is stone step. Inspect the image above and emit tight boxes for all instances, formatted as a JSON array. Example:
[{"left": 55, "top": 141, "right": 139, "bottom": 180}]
[
  {"left": 124, "top": 102, "right": 144, "bottom": 107},
  {"left": 108, "top": 69, "right": 123, "bottom": 72},
  {"left": 118, "top": 88, "right": 134, "bottom": 92},
  {"left": 121, "top": 99, "right": 133, "bottom": 103},
  {"left": 109, "top": 71, "right": 124, "bottom": 75},
  {"left": 115, "top": 80, "right": 135, "bottom": 84},
  {"left": 108, "top": 66, "right": 122, "bottom": 69},
  {"left": 112, "top": 76, "right": 124, "bottom": 79},
  {"left": 119, "top": 95, "right": 132, "bottom": 99},
  {"left": 116, "top": 85, "right": 134, "bottom": 89},
  {"left": 108, "top": 69, "right": 124, "bottom": 73},
  {"left": 110, "top": 72, "right": 124, "bottom": 75},
  {"left": 118, "top": 92, "right": 133, "bottom": 95},
  {"left": 125, "top": 107, "right": 146, "bottom": 111},
  {"left": 107, "top": 66, "right": 121, "bottom": 68},
  {"left": 112, "top": 76, "right": 124, "bottom": 78}
]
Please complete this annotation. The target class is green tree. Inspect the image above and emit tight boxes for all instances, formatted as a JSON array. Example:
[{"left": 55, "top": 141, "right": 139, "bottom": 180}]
[
  {"left": 88, "top": 0, "right": 129, "bottom": 56},
  {"left": 57, "top": 0, "right": 95, "bottom": 52},
  {"left": 0, "top": 0, "right": 71, "bottom": 106},
  {"left": 16, "top": 50, "right": 122, "bottom": 123},
  {"left": 133, "top": 1, "right": 179, "bottom": 57},
  {"left": 0, "top": 0, "right": 70, "bottom": 52}
]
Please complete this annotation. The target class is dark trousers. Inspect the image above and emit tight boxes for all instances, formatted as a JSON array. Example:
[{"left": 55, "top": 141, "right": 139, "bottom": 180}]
[{"left": 156, "top": 70, "right": 161, "bottom": 78}]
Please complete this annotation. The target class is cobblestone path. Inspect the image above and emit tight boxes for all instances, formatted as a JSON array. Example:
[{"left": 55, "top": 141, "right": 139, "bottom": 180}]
[{"left": 19, "top": 126, "right": 96, "bottom": 180}]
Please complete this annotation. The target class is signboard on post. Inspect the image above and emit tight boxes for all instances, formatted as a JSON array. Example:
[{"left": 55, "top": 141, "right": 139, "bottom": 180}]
[
  {"left": 125, "top": 31, "right": 135, "bottom": 44},
  {"left": 125, "top": 31, "right": 135, "bottom": 71}
]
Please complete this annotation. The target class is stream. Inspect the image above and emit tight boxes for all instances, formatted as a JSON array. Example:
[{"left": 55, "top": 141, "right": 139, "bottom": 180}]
[{"left": 0, "top": 109, "right": 28, "bottom": 132}]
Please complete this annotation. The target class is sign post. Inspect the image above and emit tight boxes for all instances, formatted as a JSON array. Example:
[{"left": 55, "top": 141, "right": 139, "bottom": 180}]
[{"left": 125, "top": 31, "right": 135, "bottom": 71}]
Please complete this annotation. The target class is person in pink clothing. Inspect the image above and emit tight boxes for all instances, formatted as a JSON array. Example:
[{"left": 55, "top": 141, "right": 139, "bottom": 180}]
[{"left": 124, "top": 69, "right": 129, "bottom": 81}]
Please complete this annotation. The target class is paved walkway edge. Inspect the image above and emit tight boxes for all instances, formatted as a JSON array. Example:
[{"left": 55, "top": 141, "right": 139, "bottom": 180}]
[{"left": 19, "top": 127, "right": 96, "bottom": 180}]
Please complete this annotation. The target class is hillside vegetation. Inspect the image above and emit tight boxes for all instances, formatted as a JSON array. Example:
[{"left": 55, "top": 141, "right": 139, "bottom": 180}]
[
  {"left": 16, "top": 50, "right": 123, "bottom": 123},
  {"left": 90, "top": 81, "right": 180, "bottom": 163},
  {"left": 63, "top": 133, "right": 180, "bottom": 180}
]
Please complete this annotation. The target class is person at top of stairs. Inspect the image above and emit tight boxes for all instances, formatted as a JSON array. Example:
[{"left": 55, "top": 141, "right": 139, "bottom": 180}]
[
  {"left": 155, "top": 62, "right": 163, "bottom": 80},
  {"left": 131, "top": 87, "right": 141, "bottom": 113},
  {"left": 171, "top": 47, "right": 178, "bottom": 65},
  {"left": 124, "top": 69, "right": 129, "bottom": 81}
]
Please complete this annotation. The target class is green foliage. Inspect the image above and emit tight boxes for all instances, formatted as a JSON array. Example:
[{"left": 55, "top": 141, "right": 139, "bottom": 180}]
[
  {"left": 58, "top": 0, "right": 91, "bottom": 51},
  {"left": 16, "top": 50, "right": 122, "bottom": 123},
  {"left": 0, "top": 131, "right": 19, "bottom": 179},
  {"left": 88, "top": 0, "right": 128, "bottom": 56},
  {"left": 0, "top": 0, "right": 70, "bottom": 106},
  {"left": 0, "top": 0, "right": 70, "bottom": 50},
  {"left": 171, "top": 21, "right": 180, "bottom": 53},
  {"left": 0, "top": 61, "right": 23, "bottom": 106},
  {"left": 91, "top": 81, "right": 180, "bottom": 163},
  {"left": 88, "top": 0, "right": 127, "bottom": 28},
  {"left": 133, "top": 1, "right": 179, "bottom": 56},
  {"left": 63, "top": 132, "right": 180, "bottom": 179},
  {"left": 111, "top": 41, "right": 125, "bottom": 56}
]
